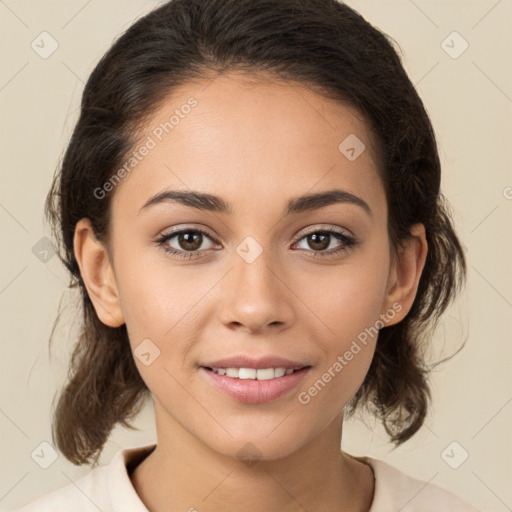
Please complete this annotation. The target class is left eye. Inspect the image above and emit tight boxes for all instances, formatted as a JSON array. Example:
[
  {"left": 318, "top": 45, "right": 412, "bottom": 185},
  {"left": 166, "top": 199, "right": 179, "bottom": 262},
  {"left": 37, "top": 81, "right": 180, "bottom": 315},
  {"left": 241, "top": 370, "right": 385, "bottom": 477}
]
[{"left": 294, "top": 229, "right": 353, "bottom": 252}]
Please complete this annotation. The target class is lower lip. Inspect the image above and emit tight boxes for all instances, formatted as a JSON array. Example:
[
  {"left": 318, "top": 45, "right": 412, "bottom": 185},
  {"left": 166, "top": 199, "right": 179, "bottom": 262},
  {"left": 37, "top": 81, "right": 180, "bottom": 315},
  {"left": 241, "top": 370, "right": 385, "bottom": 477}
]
[{"left": 201, "top": 367, "right": 311, "bottom": 404}]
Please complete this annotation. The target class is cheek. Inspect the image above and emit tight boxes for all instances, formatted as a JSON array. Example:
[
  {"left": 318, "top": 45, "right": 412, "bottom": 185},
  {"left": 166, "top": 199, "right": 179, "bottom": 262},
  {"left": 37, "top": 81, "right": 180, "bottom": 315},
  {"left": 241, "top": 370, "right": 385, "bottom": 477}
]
[
  {"left": 113, "top": 252, "right": 221, "bottom": 402},
  {"left": 296, "top": 275, "right": 388, "bottom": 424},
  {"left": 114, "top": 248, "right": 206, "bottom": 340},
  {"left": 298, "top": 240, "right": 391, "bottom": 396},
  {"left": 304, "top": 248, "right": 391, "bottom": 343}
]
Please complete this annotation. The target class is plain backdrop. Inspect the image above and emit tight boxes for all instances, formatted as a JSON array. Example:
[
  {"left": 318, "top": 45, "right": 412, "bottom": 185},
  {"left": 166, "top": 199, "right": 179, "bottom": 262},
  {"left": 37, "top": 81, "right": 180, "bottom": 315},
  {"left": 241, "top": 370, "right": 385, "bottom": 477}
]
[{"left": 1, "top": 0, "right": 511, "bottom": 510}]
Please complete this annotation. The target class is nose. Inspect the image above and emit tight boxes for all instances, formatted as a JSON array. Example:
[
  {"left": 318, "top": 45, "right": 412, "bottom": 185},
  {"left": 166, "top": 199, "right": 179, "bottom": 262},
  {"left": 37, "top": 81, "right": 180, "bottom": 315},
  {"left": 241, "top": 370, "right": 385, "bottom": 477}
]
[{"left": 218, "top": 247, "right": 296, "bottom": 334}]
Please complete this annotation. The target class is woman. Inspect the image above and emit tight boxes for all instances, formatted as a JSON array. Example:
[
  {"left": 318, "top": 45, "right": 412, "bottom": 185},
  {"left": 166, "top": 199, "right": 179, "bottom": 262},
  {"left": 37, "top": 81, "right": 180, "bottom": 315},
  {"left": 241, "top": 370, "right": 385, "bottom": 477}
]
[{"left": 15, "top": 0, "right": 479, "bottom": 510}]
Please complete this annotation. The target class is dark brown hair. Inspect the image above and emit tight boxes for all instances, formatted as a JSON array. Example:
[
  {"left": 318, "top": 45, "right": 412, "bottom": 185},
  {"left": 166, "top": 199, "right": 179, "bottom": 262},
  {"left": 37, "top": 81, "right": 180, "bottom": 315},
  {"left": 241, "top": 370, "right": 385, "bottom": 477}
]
[{"left": 45, "top": 0, "right": 466, "bottom": 465}]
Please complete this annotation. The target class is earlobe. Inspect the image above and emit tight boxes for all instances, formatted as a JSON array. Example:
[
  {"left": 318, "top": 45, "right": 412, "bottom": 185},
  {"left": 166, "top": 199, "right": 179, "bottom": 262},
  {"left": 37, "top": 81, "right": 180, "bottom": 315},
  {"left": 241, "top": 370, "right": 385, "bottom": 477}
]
[
  {"left": 73, "top": 218, "right": 125, "bottom": 328},
  {"left": 382, "top": 223, "right": 428, "bottom": 326}
]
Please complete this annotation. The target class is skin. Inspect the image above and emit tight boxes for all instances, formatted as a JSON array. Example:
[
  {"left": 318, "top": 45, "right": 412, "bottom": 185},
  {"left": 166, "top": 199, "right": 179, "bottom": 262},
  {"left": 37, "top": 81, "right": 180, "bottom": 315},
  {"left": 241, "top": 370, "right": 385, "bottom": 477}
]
[{"left": 74, "top": 72, "right": 427, "bottom": 512}]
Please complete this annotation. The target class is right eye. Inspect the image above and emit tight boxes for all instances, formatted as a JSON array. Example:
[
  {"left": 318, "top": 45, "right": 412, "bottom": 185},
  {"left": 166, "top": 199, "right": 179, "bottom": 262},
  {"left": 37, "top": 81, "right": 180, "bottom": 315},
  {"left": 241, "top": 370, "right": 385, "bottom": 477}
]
[{"left": 155, "top": 228, "right": 220, "bottom": 259}]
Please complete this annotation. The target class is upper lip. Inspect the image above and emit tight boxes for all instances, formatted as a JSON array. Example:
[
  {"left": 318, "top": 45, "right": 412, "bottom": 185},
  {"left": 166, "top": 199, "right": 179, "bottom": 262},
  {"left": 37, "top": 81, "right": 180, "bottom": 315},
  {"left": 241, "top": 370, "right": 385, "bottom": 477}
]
[{"left": 201, "top": 355, "right": 310, "bottom": 370}]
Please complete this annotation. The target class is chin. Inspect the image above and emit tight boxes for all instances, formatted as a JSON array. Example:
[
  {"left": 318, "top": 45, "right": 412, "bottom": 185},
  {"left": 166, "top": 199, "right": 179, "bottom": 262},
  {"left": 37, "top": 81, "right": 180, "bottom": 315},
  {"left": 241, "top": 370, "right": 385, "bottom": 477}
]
[{"left": 198, "top": 424, "right": 314, "bottom": 464}]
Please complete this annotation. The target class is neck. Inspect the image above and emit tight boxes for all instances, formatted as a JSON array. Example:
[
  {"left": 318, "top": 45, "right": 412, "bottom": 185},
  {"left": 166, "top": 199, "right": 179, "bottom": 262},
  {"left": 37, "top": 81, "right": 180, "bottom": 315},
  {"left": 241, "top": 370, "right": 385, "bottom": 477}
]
[{"left": 131, "top": 404, "right": 374, "bottom": 512}]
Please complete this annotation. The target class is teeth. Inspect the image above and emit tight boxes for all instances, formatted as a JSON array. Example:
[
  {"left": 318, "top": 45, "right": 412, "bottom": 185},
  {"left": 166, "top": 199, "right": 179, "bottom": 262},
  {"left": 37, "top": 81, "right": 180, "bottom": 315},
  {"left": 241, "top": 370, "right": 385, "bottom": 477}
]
[
  {"left": 211, "top": 367, "right": 298, "bottom": 380},
  {"left": 239, "top": 368, "right": 256, "bottom": 379},
  {"left": 255, "top": 368, "right": 275, "bottom": 380},
  {"left": 274, "top": 367, "right": 286, "bottom": 378},
  {"left": 226, "top": 368, "right": 239, "bottom": 378}
]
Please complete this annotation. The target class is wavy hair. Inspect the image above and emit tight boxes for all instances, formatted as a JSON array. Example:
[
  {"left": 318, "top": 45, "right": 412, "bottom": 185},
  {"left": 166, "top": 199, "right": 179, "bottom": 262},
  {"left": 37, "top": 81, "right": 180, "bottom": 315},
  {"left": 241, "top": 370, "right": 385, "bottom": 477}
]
[{"left": 44, "top": 0, "right": 467, "bottom": 464}]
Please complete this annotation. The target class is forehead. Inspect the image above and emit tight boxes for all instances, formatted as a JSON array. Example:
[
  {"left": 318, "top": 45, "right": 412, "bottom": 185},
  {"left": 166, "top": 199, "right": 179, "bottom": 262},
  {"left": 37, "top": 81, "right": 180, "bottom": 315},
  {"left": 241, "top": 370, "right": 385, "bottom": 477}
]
[{"left": 111, "top": 72, "right": 385, "bottom": 220}]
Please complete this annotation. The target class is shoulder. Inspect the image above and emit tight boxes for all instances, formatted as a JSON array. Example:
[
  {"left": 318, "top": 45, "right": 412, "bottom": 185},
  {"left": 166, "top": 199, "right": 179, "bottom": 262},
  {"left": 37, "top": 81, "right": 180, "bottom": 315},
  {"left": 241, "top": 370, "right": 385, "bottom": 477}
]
[
  {"left": 357, "top": 455, "right": 481, "bottom": 512},
  {"left": 10, "top": 445, "right": 155, "bottom": 512},
  {"left": 12, "top": 464, "right": 111, "bottom": 512}
]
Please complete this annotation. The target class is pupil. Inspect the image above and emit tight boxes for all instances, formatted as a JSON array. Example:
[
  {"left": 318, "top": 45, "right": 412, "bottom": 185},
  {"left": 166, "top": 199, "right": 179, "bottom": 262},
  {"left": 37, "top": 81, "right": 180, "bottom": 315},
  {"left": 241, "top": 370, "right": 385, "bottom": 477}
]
[
  {"left": 180, "top": 232, "right": 201, "bottom": 250},
  {"left": 309, "top": 233, "right": 329, "bottom": 251}
]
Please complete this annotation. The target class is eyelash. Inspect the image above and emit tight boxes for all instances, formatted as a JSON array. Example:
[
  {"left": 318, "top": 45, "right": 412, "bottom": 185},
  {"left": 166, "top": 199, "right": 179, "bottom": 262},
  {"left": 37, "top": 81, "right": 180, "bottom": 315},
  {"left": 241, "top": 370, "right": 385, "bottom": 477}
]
[{"left": 154, "top": 226, "right": 359, "bottom": 260}]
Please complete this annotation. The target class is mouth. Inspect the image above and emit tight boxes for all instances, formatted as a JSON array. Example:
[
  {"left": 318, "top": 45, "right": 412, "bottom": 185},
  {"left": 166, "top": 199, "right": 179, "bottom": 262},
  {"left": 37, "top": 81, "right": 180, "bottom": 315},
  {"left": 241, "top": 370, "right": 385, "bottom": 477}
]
[
  {"left": 200, "top": 365, "right": 312, "bottom": 404},
  {"left": 202, "top": 366, "right": 308, "bottom": 380}
]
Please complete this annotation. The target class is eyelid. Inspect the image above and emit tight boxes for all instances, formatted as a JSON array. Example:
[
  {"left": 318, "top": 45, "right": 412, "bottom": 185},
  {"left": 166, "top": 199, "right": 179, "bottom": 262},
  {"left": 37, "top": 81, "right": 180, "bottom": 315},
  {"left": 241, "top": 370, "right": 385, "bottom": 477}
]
[
  {"left": 157, "top": 226, "right": 220, "bottom": 248},
  {"left": 155, "top": 223, "right": 358, "bottom": 259},
  {"left": 295, "top": 224, "right": 353, "bottom": 240},
  {"left": 158, "top": 224, "right": 218, "bottom": 240},
  {"left": 157, "top": 224, "right": 354, "bottom": 245}
]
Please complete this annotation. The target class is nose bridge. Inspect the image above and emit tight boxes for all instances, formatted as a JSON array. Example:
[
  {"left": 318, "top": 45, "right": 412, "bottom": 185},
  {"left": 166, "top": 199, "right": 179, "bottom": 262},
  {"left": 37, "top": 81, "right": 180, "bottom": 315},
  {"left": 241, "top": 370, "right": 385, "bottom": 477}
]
[{"left": 219, "top": 236, "right": 294, "bottom": 331}]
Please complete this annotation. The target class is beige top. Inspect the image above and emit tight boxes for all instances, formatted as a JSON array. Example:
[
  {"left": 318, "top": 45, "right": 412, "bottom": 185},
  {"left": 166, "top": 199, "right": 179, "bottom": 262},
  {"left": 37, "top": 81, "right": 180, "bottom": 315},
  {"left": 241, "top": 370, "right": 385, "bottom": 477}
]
[{"left": 13, "top": 444, "right": 480, "bottom": 511}]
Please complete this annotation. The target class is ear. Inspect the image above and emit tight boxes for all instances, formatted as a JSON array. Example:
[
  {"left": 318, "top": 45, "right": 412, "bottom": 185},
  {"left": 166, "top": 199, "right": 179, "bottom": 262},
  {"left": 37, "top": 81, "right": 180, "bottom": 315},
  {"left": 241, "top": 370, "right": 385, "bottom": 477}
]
[
  {"left": 381, "top": 223, "right": 428, "bottom": 326},
  {"left": 73, "top": 218, "right": 125, "bottom": 328}
]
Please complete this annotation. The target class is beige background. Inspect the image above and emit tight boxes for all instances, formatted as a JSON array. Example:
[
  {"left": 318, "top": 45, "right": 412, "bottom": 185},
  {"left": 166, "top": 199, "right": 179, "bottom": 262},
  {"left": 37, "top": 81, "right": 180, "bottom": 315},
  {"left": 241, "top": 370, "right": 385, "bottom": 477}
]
[{"left": 1, "top": 0, "right": 511, "bottom": 510}]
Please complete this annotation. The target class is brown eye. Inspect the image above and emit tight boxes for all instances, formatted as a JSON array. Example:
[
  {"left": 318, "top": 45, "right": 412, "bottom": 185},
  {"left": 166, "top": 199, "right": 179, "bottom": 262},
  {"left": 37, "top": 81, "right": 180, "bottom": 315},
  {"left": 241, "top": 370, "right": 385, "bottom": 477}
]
[
  {"left": 295, "top": 228, "right": 356, "bottom": 255},
  {"left": 176, "top": 231, "right": 204, "bottom": 251},
  {"left": 305, "top": 232, "right": 331, "bottom": 251},
  {"left": 156, "top": 228, "right": 218, "bottom": 259}
]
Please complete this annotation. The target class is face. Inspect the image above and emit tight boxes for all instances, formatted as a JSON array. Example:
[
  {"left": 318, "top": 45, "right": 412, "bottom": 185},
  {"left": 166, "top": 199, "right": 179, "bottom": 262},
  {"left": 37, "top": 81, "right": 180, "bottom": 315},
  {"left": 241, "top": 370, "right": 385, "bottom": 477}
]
[{"left": 77, "top": 72, "right": 422, "bottom": 462}]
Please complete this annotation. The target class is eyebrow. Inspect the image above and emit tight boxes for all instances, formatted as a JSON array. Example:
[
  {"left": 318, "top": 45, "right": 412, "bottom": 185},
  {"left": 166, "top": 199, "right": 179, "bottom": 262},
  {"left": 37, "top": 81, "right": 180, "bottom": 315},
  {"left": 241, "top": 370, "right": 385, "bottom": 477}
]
[{"left": 138, "top": 188, "right": 372, "bottom": 217}]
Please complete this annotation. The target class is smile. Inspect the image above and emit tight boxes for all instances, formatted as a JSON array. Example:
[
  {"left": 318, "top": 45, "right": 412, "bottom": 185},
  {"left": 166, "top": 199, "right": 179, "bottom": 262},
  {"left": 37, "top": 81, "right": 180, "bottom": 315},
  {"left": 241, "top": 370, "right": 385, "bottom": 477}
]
[
  {"left": 207, "top": 367, "right": 298, "bottom": 380},
  {"left": 201, "top": 366, "right": 311, "bottom": 404}
]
